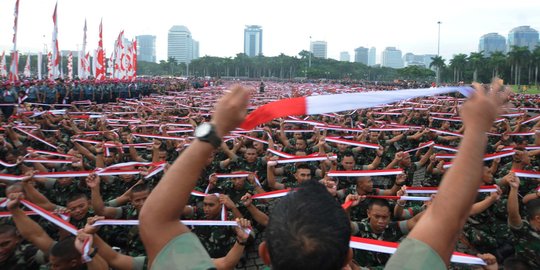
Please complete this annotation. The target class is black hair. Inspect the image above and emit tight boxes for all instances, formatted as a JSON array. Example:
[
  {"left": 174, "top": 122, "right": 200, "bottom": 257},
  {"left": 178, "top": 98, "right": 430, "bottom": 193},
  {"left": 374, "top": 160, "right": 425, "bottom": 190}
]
[
  {"left": 368, "top": 198, "right": 391, "bottom": 212},
  {"left": 0, "top": 224, "right": 17, "bottom": 236},
  {"left": 50, "top": 237, "right": 80, "bottom": 262},
  {"left": 66, "top": 193, "right": 88, "bottom": 204},
  {"left": 131, "top": 183, "right": 150, "bottom": 194},
  {"left": 295, "top": 163, "right": 311, "bottom": 172},
  {"left": 266, "top": 181, "right": 351, "bottom": 270},
  {"left": 526, "top": 198, "right": 540, "bottom": 220}
]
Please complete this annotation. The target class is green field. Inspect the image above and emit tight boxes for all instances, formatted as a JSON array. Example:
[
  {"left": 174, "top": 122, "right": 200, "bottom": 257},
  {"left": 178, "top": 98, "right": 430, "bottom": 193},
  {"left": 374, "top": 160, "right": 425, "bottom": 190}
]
[{"left": 510, "top": 85, "right": 540, "bottom": 94}]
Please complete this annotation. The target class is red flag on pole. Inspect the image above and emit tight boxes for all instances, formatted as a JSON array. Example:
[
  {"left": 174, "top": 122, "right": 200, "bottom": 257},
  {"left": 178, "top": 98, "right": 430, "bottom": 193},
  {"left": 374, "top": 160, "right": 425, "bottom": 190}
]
[
  {"left": 9, "top": 0, "right": 20, "bottom": 82},
  {"left": 51, "top": 2, "right": 60, "bottom": 79},
  {"left": 95, "top": 19, "right": 105, "bottom": 80}
]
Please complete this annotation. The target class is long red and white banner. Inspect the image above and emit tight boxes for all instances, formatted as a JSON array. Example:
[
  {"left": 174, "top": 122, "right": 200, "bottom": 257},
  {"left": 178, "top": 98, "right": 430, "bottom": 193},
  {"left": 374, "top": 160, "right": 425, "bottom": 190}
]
[
  {"left": 327, "top": 169, "right": 403, "bottom": 177},
  {"left": 349, "top": 236, "right": 485, "bottom": 265}
]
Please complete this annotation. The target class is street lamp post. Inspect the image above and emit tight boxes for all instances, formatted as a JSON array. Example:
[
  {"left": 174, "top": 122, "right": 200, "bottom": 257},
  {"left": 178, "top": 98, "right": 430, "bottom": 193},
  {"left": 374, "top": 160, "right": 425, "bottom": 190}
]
[
  {"left": 436, "top": 21, "right": 442, "bottom": 85},
  {"left": 308, "top": 36, "right": 312, "bottom": 68}
]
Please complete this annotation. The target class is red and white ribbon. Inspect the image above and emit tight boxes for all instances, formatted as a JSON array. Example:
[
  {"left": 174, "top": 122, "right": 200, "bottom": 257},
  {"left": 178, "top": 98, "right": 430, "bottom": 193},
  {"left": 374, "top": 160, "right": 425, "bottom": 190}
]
[
  {"left": 437, "top": 151, "right": 514, "bottom": 161},
  {"left": 92, "top": 219, "right": 252, "bottom": 234},
  {"left": 429, "top": 128, "right": 463, "bottom": 137},
  {"left": 267, "top": 148, "right": 295, "bottom": 158},
  {"left": 15, "top": 127, "right": 58, "bottom": 149},
  {"left": 251, "top": 189, "right": 292, "bottom": 199},
  {"left": 327, "top": 169, "right": 403, "bottom": 177},
  {"left": 132, "top": 133, "right": 187, "bottom": 141},
  {"left": 21, "top": 200, "right": 78, "bottom": 235},
  {"left": 325, "top": 137, "right": 380, "bottom": 149},
  {"left": 433, "top": 144, "right": 459, "bottom": 152},
  {"left": 405, "top": 185, "right": 498, "bottom": 194},
  {"left": 404, "top": 141, "right": 434, "bottom": 153},
  {"left": 275, "top": 154, "right": 337, "bottom": 164},
  {"left": 512, "top": 169, "right": 540, "bottom": 179},
  {"left": 522, "top": 115, "right": 540, "bottom": 124},
  {"left": 349, "top": 236, "right": 485, "bottom": 265}
]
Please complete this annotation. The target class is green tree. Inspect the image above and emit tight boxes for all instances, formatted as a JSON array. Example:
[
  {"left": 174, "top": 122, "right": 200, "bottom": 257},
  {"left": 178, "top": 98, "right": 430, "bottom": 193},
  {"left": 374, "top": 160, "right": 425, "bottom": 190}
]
[
  {"left": 449, "top": 54, "right": 467, "bottom": 82},
  {"left": 430, "top": 56, "right": 445, "bottom": 84}
]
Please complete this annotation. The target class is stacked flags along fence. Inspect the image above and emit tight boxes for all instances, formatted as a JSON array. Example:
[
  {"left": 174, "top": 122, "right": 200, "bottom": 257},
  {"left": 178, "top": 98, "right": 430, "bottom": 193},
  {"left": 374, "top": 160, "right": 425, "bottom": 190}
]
[{"left": 1, "top": 1, "right": 136, "bottom": 81}]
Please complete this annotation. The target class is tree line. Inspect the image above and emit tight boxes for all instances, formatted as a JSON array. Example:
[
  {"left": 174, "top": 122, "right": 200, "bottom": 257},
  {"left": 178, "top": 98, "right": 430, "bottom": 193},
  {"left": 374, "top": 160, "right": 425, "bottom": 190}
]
[{"left": 4, "top": 45, "right": 539, "bottom": 86}]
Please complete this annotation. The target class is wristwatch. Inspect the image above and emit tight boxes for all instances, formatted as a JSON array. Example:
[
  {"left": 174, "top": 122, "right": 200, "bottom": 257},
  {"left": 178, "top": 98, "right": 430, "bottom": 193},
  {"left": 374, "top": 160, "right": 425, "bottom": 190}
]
[{"left": 195, "top": 123, "right": 222, "bottom": 148}]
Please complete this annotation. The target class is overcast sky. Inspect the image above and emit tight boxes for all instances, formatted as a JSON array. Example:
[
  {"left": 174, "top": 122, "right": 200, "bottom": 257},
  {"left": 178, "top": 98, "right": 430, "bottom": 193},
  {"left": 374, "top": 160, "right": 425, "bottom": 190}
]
[{"left": 0, "top": 0, "right": 539, "bottom": 63}]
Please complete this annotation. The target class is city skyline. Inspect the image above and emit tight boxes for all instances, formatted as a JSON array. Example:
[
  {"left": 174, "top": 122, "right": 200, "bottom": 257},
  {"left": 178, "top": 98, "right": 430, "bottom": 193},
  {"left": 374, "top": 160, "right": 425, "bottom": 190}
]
[{"left": 0, "top": 0, "right": 539, "bottom": 64}]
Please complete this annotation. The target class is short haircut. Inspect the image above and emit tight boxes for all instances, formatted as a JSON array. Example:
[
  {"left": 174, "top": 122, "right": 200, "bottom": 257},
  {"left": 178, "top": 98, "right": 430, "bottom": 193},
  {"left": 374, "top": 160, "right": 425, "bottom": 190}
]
[
  {"left": 368, "top": 198, "right": 391, "bottom": 212},
  {"left": 50, "top": 237, "right": 80, "bottom": 262},
  {"left": 266, "top": 181, "right": 351, "bottom": 270},
  {"left": 295, "top": 164, "right": 311, "bottom": 172},
  {"left": 526, "top": 198, "right": 540, "bottom": 220},
  {"left": 0, "top": 224, "right": 17, "bottom": 236},
  {"left": 66, "top": 193, "right": 88, "bottom": 204},
  {"left": 131, "top": 183, "right": 150, "bottom": 194}
]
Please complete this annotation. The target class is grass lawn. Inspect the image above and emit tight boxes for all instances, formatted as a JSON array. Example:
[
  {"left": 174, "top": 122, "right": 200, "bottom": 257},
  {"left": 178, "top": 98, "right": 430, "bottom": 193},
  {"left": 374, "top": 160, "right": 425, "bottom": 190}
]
[{"left": 510, "top": 85, "right": 540, "bottom": 94}]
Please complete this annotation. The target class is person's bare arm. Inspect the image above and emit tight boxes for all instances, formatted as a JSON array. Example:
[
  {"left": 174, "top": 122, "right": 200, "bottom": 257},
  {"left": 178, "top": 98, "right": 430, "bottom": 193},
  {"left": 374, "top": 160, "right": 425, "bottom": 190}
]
[
  {"left": 139, "top": 86, "right": 249, "bottom": 265},
  {"left": 86, "top": 174, "right": 120, "bottom": 218},
  {"left": 22, "top": 175, "right": 57, "bottom": 211},
  {"left": 507, "top": 173, "right": 523, "bottom": 228},
  {"left": 266, "top": 157, "right": 285, "bottom": 190},
  {"left": 469, "top": 188, "right": 500, "bottom": 216},
  {"left": 523, "top": 191, "right": 540, "bottom": 204},
  {"left": 240, "top": 193, "right": 269, "bottom": 226},
  {"left": 84, "top": 217, "right": 135, "bottom": 270},
  {"left": 213, "top": 218, "right": 250, "bottom": 270},
  {"left": 402, "top": 80, "right": 506, "bottom": 265},
  {"left": 8, "top": 193, "right": 55, "bottom": 253},
  {"left": 366, "top": 147, "right": 384, "bottom": 170}
]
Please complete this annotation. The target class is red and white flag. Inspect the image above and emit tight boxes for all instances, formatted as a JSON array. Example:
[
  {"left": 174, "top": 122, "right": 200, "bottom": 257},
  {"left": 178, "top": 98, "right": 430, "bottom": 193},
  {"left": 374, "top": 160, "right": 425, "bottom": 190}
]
[
  {"left": 9, "top": 0, "right": 20, "bottom": 82},
  {"left": 240, "top": 87, "right": 473, "bottom": 130},
  {"left": 67, "top": 52, "right": 73, "bottom": 80},
  {"left": 23, "top": 54, "right": 30, "bottom": 77},
  {"left": 78, "top": 19, "right": 87, "bottom": 79},
  {"left": 51, "top": 2, "right": 60, "bottom": 79},
  {"left": 0, "top": 51, "right": 7, "bottom": 77},
  {"left": 95, "top": 19, "right": 105, "bottom": 80}
]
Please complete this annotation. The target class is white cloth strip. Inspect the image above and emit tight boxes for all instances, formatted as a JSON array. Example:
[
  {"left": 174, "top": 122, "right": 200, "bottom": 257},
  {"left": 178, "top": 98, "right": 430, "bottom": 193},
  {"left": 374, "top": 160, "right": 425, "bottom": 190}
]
[
  {"left": 327, "top": 169, "right": 403, "bottom": 177},
  {"left": 325, "top": 137, "right": 380, "bottom": 149}
]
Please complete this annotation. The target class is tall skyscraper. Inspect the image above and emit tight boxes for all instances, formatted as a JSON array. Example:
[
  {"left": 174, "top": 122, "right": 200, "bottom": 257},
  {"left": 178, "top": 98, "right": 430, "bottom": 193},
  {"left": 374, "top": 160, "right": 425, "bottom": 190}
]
[
  {"left": 340, "top": 52, "right": 350, "bottom": 62},
  {"left": 381, "top": 47, "right": 404, "bottom": 68},
  {"left": 168, "top": 25, "right": 196, "bottom": 64},
  {"left": 192, "top": 40, "right": 199, "bottom": 60},
  {"left": 368, "top": 47, "right": 376, "bottom": 66},
  {"left": 136, "top": 35, "right": 156, "bottom": 63},
  {"left": 244, "top": 25, "right": 263, "bottom": 57},
  {"left": 478, "top": 33, "right": 506, "bottom": 56},
  {"left": 311, "top": 41, "right": 327, "bottom": 59},
  {"left": 354, "top": 47, "right": 369, "bottom": 65},
  {"left": 508, "top": 26, "right": 539, "bottom": 51}
]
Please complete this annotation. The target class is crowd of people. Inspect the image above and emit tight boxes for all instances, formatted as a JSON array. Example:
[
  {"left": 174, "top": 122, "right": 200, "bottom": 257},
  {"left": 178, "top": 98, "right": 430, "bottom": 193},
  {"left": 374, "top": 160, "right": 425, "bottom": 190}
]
[{"left": 0, "top": 78, "right": 539, "bottom": 270}]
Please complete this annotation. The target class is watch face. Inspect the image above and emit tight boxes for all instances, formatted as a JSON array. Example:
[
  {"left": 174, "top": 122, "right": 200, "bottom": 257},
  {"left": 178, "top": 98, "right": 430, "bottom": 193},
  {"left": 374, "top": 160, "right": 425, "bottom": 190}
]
[{"left": 195, "top": 123, "right": 211, "bottom": 137}]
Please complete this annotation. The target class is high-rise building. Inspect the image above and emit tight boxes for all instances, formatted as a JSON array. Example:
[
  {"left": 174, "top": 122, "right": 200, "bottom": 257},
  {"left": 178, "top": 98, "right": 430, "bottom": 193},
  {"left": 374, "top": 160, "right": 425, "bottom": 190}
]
[
  {"left": 136, "top": 35, "right": 156, "bottom": 63},
  {"left": 368, "top": 47, "right": 376, "bottom": 66},
  {"left": 244, "top": 25, "right": 263, "bottom": 57},
  {"left": 168, "top": 25, "right": 196, "bottom": 64},
  {"left": 340, "top": 52, "right": 350, "bottom": 62},
  {"left": 508, "top": 26, "right": 539, "bottom": 51},
  {"left": 311, "top": 41, "right": 327, "bottom": 59},
  {"left": 381, "top": 47, "right": 404, "bottom": 68},
  {"left": 423, "top": 54, "right": 437, "bottom": 69},
  {"left": 354, "top": 47, "right": 369, "bottom": 65},
  {"left": 478, "top": 33, "right": 506, "bottom": 56},
  {"left": 192, "top": 40, "right": 199, "bottom": 60}
]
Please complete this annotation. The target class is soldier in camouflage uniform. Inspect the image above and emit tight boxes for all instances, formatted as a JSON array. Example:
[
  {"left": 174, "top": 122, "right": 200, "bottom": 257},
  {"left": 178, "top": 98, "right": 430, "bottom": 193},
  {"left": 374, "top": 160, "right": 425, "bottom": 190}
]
[
  {"left": 339, "top": 174, "right": 406, "bottom": 221},
  {"left": 0, "top": 224, "right": 41, "bottom": 270},
  {"left": 346, "top": 198, "right": 422, "bottom": 269},
  {"left": 189, "top": 194, "right": 237, "bottom": 258},
  {"left": 507, "top": 174, "right": 540, "bottom": 269}
]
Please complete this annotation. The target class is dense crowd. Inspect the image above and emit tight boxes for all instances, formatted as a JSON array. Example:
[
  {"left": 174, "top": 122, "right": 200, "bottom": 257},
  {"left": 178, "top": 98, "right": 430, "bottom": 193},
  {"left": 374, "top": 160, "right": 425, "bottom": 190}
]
[{"left": 0, "top": 78, "right": 539, "bottom": 270}]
